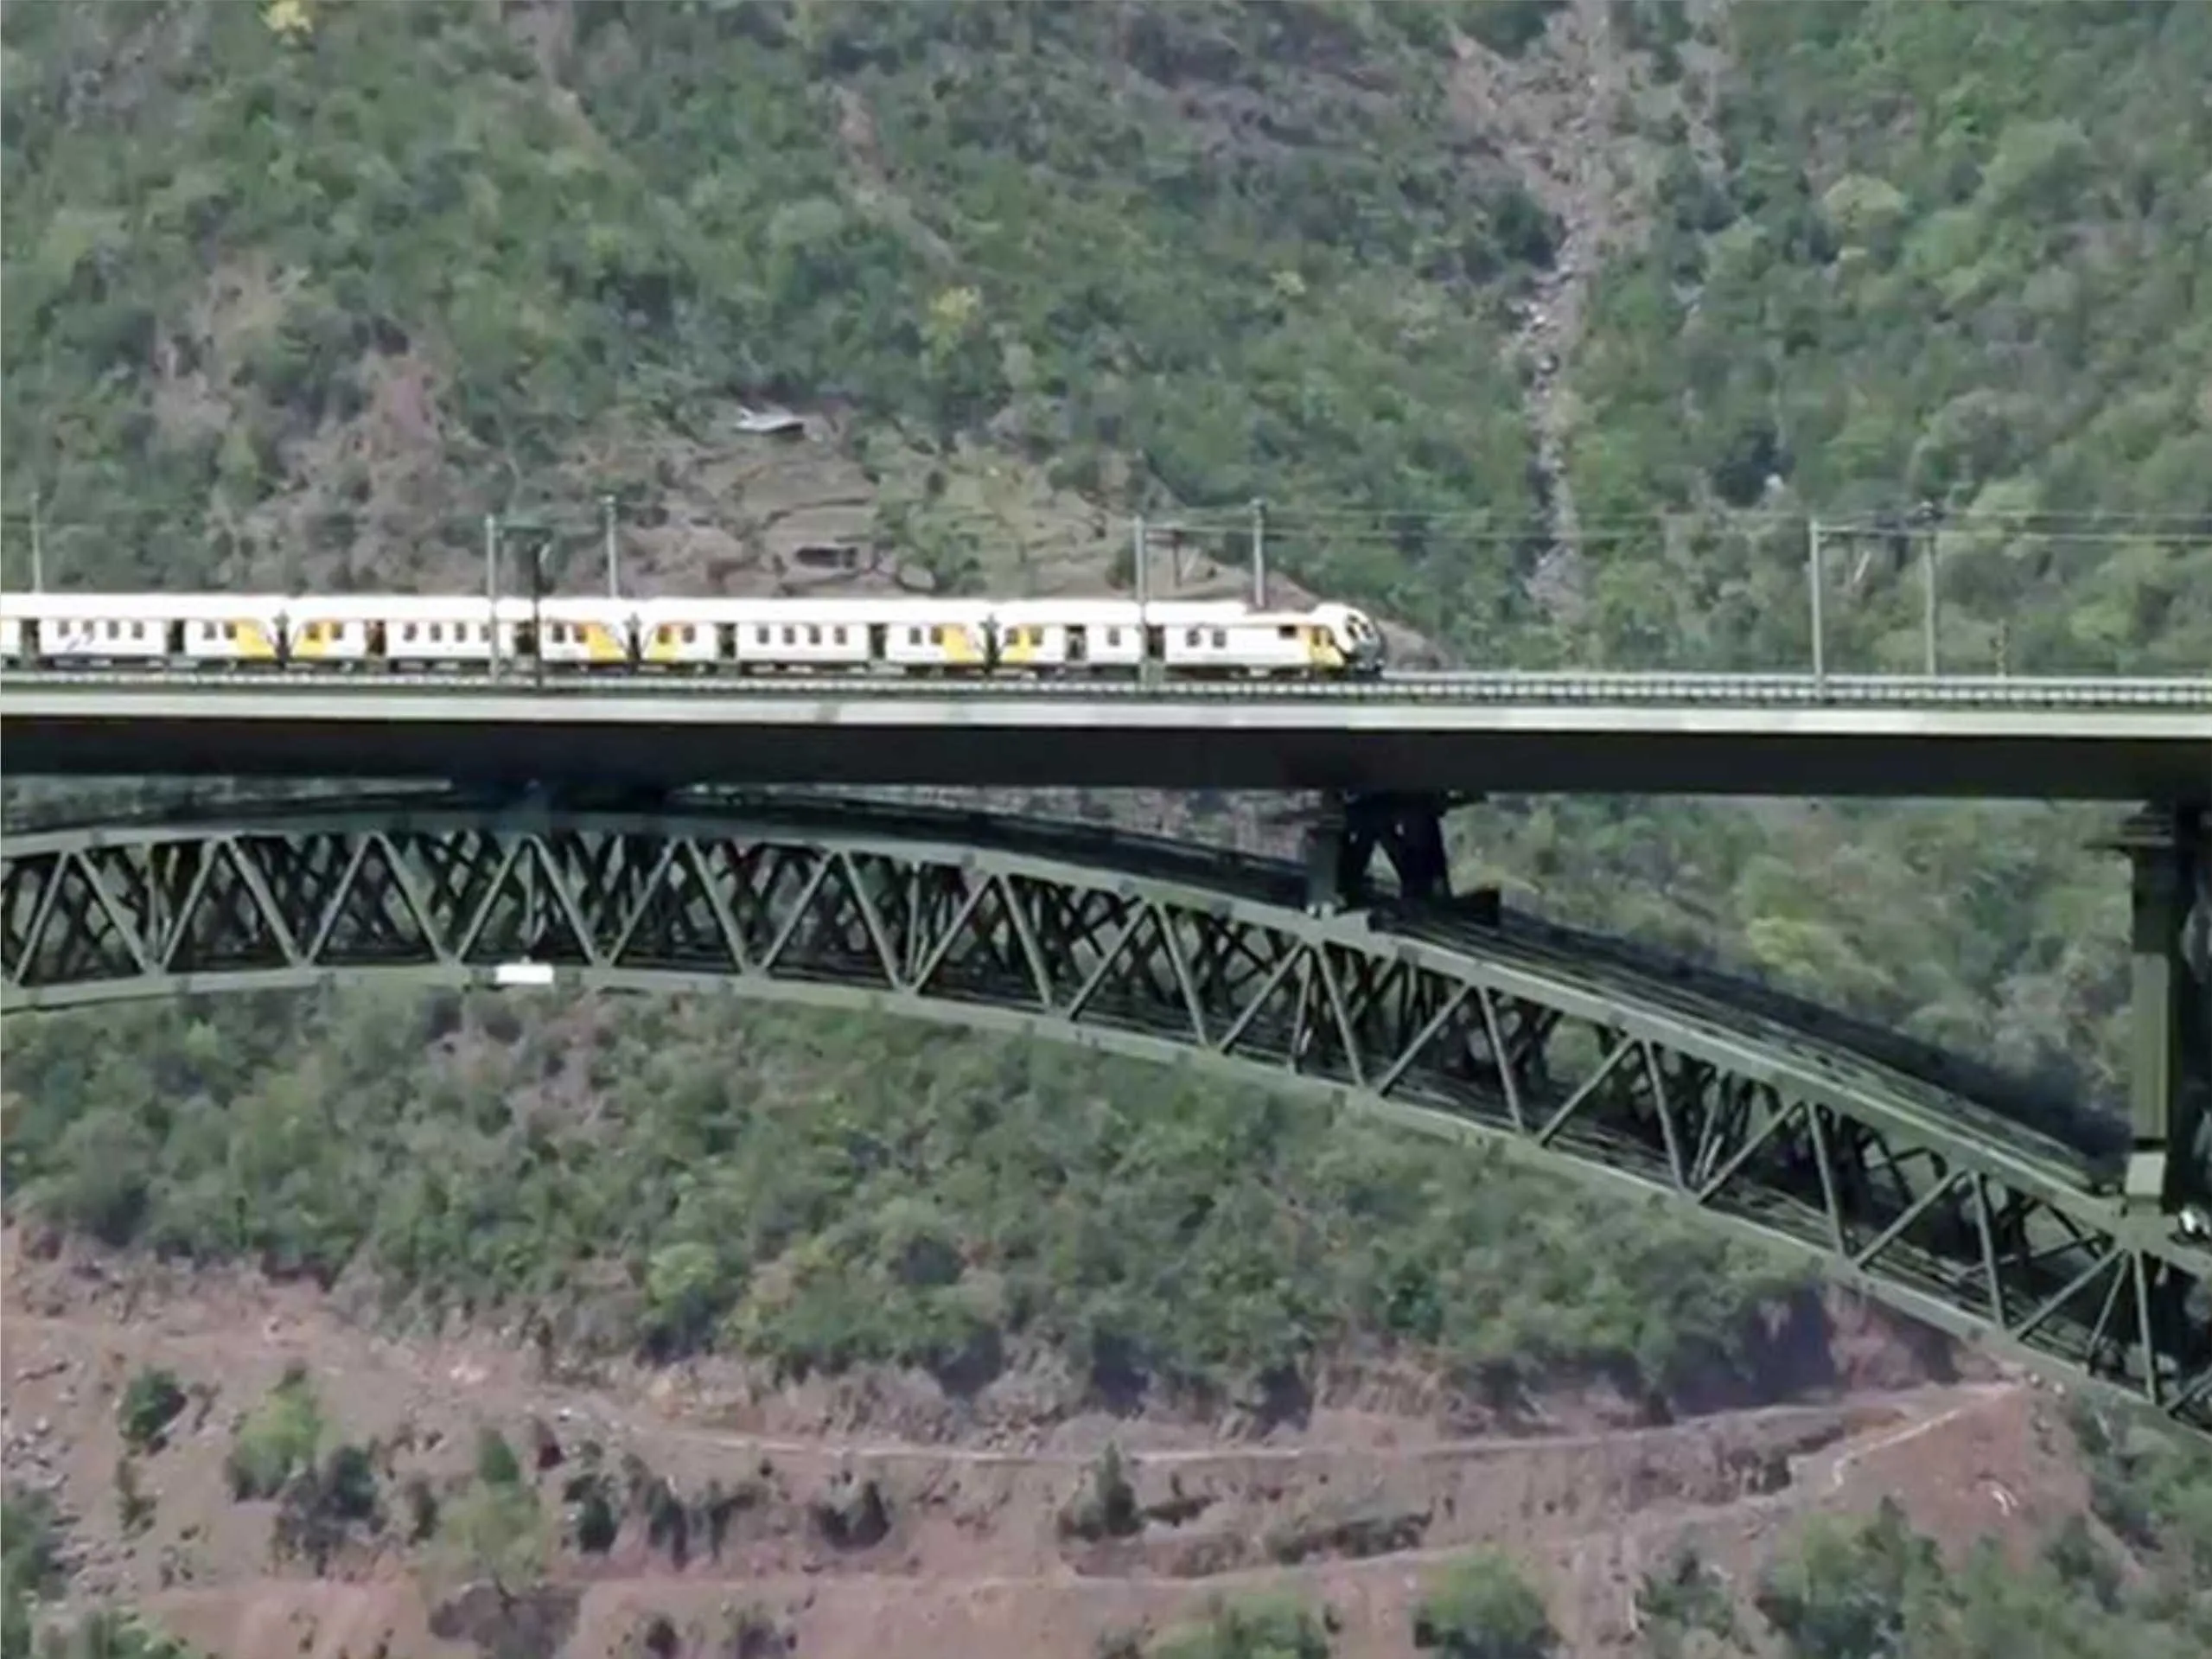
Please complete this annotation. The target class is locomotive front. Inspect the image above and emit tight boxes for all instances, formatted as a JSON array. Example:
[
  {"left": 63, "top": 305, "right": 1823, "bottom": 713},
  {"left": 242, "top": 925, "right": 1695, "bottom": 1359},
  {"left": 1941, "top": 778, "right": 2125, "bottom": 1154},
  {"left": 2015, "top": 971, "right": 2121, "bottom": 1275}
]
[{"left": 1325, "top": 604, "right": 1387, "bottom": 675}]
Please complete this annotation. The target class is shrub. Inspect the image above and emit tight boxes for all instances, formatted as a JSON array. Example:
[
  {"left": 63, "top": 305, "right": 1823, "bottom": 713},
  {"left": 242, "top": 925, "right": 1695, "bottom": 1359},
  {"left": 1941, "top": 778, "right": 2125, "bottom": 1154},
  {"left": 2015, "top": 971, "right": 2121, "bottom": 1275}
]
[
  {"left": 224, "top": 1365, "right": 323, "bottom": 1501},
  {"left": 1412, "top": 1553, "right": 1558, "bottom": 1658},
  {"left": 118, "top": 1368, "right": 188, "bottom": 1454}
]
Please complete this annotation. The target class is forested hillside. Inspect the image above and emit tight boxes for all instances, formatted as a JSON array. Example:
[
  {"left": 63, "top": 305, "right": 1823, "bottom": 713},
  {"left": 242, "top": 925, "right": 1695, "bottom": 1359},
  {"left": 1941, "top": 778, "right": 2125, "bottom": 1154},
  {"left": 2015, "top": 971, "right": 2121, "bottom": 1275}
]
[{"left": 4, "top": 1, "right": 2211, "bottom": 1652}]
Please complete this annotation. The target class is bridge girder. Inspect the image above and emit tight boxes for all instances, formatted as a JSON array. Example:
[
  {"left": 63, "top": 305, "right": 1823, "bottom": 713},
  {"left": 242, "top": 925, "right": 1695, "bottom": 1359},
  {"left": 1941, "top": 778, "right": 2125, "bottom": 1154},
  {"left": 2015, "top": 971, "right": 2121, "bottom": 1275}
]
[{"left": 3, "top": 793, "right": 2210, "bottom": 1437}]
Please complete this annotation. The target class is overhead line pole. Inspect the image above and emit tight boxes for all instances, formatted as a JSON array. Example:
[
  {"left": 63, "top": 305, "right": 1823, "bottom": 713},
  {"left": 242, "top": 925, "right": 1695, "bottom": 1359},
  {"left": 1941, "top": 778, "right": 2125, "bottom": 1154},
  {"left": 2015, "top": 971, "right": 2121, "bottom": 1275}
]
[
  {"left": 1923, "top": 536, "right": 1940, "bottom": 676},
  {"left": 1917, "top": 501, "right": 1942, "bottom": 678},
  {"left": 1807, "top": 518, "right": 1827, "bottom": 694},
  {"left": 1251, "top": 498, "right": 1266, "bottom": 609},
  {"left": 1134, "top": 514, "right": 1156, "bottom": 687},
  {"left": 602, "top": 495, "right": 620, "bottom": 601},
  {"left": 484, "top": 514, "right": 500, "bottom": 680}
]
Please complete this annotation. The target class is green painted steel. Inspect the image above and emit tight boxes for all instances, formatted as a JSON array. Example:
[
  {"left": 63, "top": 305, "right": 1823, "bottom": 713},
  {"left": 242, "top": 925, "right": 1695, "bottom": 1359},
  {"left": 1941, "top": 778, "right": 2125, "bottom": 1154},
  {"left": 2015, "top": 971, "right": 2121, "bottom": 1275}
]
[{"left": 4, "top": 791, "right": 2209, "bottom": 1436}]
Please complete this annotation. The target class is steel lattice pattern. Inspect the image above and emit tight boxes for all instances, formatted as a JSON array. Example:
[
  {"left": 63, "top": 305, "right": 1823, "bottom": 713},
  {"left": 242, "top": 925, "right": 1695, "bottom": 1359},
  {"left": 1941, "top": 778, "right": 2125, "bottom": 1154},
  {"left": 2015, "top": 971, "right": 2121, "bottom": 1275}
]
[{"left": 4, "top": 797, "right": 2209, "bottom": 1434}]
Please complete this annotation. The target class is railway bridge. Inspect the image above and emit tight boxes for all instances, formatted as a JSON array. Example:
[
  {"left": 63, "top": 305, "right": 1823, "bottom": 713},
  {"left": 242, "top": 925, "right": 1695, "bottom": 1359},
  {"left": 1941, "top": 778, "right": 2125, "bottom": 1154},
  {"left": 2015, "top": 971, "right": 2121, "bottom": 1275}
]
[{"left": 2, "top": 670, "right": 2208, "bottom": 1433}]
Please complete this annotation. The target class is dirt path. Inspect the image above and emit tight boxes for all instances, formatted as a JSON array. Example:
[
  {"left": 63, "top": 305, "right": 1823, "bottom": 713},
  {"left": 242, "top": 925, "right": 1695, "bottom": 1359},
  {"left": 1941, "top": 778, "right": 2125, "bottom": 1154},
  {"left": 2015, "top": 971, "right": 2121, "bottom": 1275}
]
[{"left": 4, "top": 1229, "right": 2095, "bottom": 1659}]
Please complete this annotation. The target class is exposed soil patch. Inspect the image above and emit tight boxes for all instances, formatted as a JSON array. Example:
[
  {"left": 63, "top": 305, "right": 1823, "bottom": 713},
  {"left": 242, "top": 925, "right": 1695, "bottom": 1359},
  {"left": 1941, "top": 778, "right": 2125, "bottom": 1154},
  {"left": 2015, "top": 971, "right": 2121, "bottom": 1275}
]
[{"left": 4, "top": 1224, "right": 2100, "bottom": 1658}]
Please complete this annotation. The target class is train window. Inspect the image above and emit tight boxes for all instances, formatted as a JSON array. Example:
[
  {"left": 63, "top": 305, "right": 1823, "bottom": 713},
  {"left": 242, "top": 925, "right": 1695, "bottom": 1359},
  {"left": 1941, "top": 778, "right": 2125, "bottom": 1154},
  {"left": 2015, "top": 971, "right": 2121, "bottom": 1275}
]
[
  {"left": 833, "top": 627, "right": 848, "bottom": 645},
  {"left": 782, "top": 626, "right": 795, "bottom": 644},
  {"left": 683, "top": 625, "right": 697, "bottom": 643},
  {"left": 930, "top": 626, "right": 944, "bottom": 645},
  {"left": 755, "top": 626, "right": 770, "bottom": 643},
  {"left": 806, "top": 626, "right": 819, "bottom": 645},
  {"left": 225, "top": 622, "right": 238, "bottom": 641},
  {"left": 1184, "top": 629, "right": 1200, "bottom": 647},
  {"left": 1278, "top": 624, "right": 1297, "bottom": 639},
  {"left": 907, "top": 628, "right": 921, "bottom": 645},
  {"left": 1212, "top": 629, "right": 1227, "bottom": 648},
  {"left": 403, "top": 623, "right": 418, "bottom": 642},
  {"left": 1106, "top": 628, "right": 1122, "bottom": 647}
]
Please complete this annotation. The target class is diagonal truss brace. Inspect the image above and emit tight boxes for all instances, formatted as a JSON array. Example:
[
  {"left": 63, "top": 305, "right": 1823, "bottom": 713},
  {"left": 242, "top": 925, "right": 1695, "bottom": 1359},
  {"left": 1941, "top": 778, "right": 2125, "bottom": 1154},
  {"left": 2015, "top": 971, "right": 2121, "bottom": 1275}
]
[{"left": 3, "top": 799, "right": 2209, "bottom": 1438}]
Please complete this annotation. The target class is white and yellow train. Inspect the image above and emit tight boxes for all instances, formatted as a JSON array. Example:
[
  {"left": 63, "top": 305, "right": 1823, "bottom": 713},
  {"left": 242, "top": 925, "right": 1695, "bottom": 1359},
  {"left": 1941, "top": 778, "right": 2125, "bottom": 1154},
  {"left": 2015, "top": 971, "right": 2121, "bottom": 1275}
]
[{"left": 0, "top": 592, "right": 1387, "bottom": 679}]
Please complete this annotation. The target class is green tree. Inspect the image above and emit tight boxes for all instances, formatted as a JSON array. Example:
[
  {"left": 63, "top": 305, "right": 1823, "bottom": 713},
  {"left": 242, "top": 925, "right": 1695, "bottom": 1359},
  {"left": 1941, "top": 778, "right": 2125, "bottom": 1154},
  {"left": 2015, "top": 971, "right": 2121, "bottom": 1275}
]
[
  {"left": 224, "top": 1365, "right": 323, "bottom": 1501},
  {"left": 1635, "top": 1543, "right": 1741, "bottom": 1656},
  {"left": 1413, "top": 1553, "right": 1559, "bottom": 1658},
  {"left": 2, "top": 1488, "right": 65, "bottom": 1657},
  {"left": 1754, "top": 1499, "right": 1947, "bottom": 1659},
  {"left": 1151, "top": 1594, "right": 1333, "bottom": 1659},
  {"left": 440, "top": 1480, "right": 548, "bottom": 1603},
  {"left": 33, "top": 1607, "right": 211, "bottom": 1658}
]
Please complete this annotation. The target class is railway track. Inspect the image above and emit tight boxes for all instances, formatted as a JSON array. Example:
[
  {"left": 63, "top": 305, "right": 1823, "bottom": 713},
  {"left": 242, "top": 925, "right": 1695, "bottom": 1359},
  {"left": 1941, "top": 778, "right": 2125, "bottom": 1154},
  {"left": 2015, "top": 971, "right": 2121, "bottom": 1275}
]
[{"left": 5, "top": 667, "right": 2209, "bottom": 708}]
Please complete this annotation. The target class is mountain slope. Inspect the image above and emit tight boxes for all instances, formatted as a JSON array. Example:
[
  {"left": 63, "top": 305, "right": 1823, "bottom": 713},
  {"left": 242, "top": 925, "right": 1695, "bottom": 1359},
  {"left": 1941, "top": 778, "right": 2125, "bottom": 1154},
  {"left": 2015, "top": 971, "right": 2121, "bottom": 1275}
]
[{"left": 5, "top": 3, "right": 2212, "bottom": 1650}]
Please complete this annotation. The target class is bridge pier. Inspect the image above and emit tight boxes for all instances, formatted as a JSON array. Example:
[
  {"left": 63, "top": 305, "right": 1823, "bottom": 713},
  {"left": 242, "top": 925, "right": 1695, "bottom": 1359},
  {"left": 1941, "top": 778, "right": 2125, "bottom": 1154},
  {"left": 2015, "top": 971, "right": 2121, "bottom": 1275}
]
[
  {"left": 2109, "top": 804, "right": 2211, "bottom": 1226},
  {"left": 1301, "top": 790, "right": 1474, "bottom": 916}
]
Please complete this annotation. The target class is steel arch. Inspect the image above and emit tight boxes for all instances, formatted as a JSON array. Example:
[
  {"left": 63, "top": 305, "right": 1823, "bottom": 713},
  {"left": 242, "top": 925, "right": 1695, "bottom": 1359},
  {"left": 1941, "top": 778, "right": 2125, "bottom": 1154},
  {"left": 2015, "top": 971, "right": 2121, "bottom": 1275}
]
[{"left": 4, "top": 792, "right": 2209, "bottom": 1435}]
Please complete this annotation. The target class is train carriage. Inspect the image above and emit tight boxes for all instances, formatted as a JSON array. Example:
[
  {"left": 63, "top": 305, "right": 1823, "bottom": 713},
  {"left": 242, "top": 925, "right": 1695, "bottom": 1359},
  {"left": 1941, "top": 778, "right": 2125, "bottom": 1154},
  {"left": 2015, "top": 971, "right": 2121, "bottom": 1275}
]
[
  {"left": 719, "top": 599, "right": 877, "bottom": 672},
  {"left": 170, "top": 595, "right": 293, "bottom": 667},
  {"left": 284, "top": 596, "right": 386, "bottom": 667},
  {"left": 1, "top": 592, "right": 292, "bottom": 666},
  {"left": 988, "top": 600, "right": 1145, "bottom": 673},
  {"left": 1142, "top": 602, "right": 1349, "bottom": 676},
  {"left": 627, "top": 598, "right": 736, "bottom": 670},
  {"left": 373, "top": 597, "right": 532, "bottom": 669},
  {"left": 539, "top": 597, "right": 639, "bottom": 670},
  {"left": 873, "top": 600, "right": 998, "bottom": 673}
]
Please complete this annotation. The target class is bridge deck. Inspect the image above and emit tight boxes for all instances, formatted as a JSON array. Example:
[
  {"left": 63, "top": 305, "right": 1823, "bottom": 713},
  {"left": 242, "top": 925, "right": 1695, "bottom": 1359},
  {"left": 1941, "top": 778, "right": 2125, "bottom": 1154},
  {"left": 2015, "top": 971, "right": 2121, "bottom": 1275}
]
[{"left": 3, "top": 674, "right": 2207, "bottom": 798}]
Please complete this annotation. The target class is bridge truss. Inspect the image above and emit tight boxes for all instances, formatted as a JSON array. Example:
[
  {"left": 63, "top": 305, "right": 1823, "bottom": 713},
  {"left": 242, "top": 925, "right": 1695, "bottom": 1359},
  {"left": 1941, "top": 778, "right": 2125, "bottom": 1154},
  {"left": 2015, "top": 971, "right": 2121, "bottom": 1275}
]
[{"left": 3, "top": 792, "right": 2209, "bottom": 1435}]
